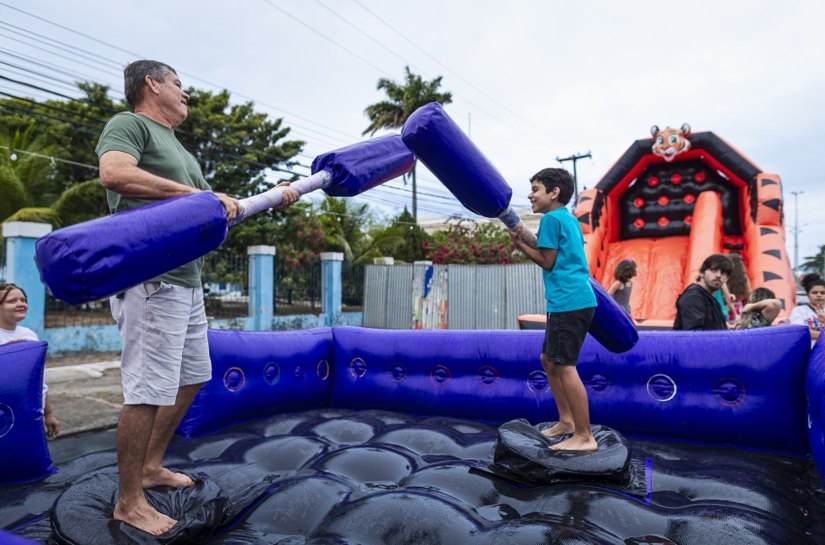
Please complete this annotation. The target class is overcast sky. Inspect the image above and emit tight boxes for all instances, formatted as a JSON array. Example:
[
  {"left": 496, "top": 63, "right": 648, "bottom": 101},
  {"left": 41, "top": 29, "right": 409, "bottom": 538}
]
[{"left": 2, "top": 0, "right": 824, "bottom": 264}]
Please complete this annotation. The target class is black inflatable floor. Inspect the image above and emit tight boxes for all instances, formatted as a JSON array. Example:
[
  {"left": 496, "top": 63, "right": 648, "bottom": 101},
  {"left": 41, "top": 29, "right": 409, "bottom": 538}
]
[{"left": 2, "top": 408, "right": 824, "bottom": 545}]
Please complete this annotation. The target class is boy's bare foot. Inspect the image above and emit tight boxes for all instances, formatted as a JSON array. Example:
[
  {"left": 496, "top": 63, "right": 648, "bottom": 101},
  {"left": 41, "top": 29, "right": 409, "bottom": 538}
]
[
  {"left": 549, "top": 435, "right": 598, "bottom": 452},
  {"left": 113, "top": 499, "right": 176, "bottom": 536},
  {"left": 142, "top": 467, "right": 193, "bottom": 489},
  {"left": 541, "top": 422, "right": 575, "bottom": 438}
]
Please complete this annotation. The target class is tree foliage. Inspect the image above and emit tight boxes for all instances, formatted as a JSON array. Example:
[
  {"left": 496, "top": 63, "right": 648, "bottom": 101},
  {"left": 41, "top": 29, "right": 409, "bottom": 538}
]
[
  {"left": 362, "top": 66, "right": 453, "bottom": 220},
  {"left": 802, "top": 245, "right": 825, "bottom": 277}
]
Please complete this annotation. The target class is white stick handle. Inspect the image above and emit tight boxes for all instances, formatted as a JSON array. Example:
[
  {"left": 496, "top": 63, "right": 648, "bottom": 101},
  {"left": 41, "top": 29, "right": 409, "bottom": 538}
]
[
  {"left": 497, "top": 206, "right": 538, "bottom": 248},
  {"left": 229, "top": 170, "right": 331, "bottom": 226}
]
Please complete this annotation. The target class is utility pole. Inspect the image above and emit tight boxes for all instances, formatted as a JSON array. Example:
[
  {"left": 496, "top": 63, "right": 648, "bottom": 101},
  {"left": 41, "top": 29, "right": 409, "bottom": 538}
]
[
  {"left": 556, "top": 151, "right": 591, "bottom": 208},
  {"left": 791, "top": 190, "right": 803, "bottom": 277}
]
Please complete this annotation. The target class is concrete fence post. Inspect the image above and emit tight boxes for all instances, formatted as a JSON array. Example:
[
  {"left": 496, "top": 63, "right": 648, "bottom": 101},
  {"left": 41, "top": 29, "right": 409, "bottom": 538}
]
[
  {"left": 2, "top": 221, "right": 52, "bottom": 336},
  {"left": 320, "top": 252, "right": 344, "bottom": 326},
  {"left": 247, "top": 245, "right": 275, "bottom": 330}
]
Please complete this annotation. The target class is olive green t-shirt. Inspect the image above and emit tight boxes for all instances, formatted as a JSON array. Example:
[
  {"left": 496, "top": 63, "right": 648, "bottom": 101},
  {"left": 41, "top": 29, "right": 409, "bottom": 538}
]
[{"left": 96, "top": 112, "right": 212, "bottom": 287}]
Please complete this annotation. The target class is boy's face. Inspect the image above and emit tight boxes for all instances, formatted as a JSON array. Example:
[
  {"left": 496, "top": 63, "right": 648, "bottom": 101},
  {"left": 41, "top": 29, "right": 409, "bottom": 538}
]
[{"left": 529, "top": 181, "right": 559, "bottom": 214}]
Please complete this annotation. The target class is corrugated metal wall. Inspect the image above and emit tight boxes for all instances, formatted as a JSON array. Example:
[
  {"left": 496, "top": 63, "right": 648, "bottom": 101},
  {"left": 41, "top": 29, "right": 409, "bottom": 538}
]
[{"left": 364, "top": 263, "right": 545, "bottom": 330}]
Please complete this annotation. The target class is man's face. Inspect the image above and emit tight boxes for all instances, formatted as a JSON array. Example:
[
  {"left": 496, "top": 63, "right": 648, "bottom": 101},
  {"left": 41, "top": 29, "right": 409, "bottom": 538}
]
[
  {"left": 700, "top": 267, "right": 728, "bottom": 292},
  {"left": 152, "top": 71, "right": 189, "bottom": 126}
]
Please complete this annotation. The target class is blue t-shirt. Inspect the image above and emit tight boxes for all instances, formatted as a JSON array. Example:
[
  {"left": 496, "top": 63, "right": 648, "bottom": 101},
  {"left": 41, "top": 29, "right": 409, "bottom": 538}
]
[{"left": 537, "top": 207, "right": 596, "bottom": 313}]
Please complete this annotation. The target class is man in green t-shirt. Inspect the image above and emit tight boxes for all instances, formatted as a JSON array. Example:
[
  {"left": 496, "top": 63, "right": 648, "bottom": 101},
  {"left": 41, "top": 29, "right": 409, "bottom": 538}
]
[{"left": 96, "top": 60, "right": 297, "bottom": 536}]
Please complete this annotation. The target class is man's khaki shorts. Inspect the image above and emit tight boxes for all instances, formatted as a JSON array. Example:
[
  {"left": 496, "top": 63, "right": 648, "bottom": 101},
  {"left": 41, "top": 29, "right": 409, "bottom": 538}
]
[{"left": 110, "top": 282, "right": 211, "bottom": 406}]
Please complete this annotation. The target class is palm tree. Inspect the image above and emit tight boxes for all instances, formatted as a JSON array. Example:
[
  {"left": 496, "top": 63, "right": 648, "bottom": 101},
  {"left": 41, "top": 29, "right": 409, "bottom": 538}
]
[
  {"left": 1, "top": 125, "right": 108, "bottom": 225},
  {"left": 363, "top": 66, "right": 452, "bottom": 221},
  {"left": 802, "top": 245, "right": 825, "bottom": 277},
  {"left": 0, "top": 125, "right": 61, "bottom": 224}
]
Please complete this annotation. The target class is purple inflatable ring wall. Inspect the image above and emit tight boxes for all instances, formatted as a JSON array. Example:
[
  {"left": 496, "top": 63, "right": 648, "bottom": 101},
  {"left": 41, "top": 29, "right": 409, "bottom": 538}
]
[{"left": 180, "top": 326, "right": 811, "bottom": 458}]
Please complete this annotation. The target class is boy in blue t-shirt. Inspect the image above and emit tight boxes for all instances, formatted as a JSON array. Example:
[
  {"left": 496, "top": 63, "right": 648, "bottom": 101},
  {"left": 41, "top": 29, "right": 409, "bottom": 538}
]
[{"left": 511, "top": 168, "right": 598, "bottom": 451}]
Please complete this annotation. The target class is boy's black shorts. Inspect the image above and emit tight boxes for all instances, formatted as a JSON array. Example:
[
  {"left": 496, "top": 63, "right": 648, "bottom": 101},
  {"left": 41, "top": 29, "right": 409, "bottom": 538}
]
[{"left": 542, "top": 307, "right": 596, "bottom": 366}]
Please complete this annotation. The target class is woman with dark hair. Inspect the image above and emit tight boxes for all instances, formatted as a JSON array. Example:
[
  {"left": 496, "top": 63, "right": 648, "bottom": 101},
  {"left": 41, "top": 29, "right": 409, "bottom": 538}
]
[
  {"left": 790, "top": 273, "right": 825, "bottom": 347},
  {"left": 0, "top": 283, "right": 60, "bottom": 436}
]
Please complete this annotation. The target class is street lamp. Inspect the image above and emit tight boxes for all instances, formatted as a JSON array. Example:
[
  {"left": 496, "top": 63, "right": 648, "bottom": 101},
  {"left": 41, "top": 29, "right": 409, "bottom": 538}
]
[{"left": 790, "top": 190, "right": 803, "bottom": 276}]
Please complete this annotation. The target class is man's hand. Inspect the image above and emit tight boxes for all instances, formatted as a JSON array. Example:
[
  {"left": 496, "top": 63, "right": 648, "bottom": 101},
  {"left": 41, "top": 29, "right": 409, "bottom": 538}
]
[
  {"left": 214, "top": 192, "right": 243, "bottom": 221},
  {"left": 274, "top": 181, "right": 299, "bottom": 210}
]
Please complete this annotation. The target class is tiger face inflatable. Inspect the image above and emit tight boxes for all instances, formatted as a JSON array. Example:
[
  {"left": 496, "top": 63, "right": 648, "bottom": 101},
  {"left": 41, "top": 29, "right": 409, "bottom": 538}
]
[{"left": 651, "top": 124, "right": 691, "bottom": 162}]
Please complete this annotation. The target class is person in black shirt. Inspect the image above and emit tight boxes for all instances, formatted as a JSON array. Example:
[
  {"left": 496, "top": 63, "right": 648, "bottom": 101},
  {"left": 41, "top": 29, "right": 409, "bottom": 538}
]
[{"left": 673, "top": 254, "right": 732, "bottom": 330}]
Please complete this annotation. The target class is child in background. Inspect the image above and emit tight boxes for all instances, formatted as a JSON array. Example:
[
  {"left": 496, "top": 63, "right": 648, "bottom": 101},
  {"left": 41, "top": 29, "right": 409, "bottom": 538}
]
[
  {"left": 607, "top": 259, "right": 637, "bottom": 317},
  {"left": 510, "top": 168, "right": 597, "bottom": 452},
  {"left": 726, "top": 253, "right": 751, "bottom": 320},
  {"left": 0, "top": 283, "right": 60, "bottom": 437},
  {"left": 736, "top": 287, "right": 781, "bottom": 329},
  {"left": 790, "top": 273, "right": 825, "bottom": 347}
]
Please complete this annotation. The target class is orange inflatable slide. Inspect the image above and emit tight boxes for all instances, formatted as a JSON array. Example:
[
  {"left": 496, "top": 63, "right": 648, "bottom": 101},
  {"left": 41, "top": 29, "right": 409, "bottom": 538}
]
[{"left": 573, "top": 124, "right": 795, "bottom": 329}]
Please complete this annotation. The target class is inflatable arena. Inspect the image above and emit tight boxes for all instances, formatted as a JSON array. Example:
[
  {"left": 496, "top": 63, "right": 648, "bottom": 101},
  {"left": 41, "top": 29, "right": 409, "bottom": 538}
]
[{"left": 2, "top": 111, "right": 824, "bottom": 544}]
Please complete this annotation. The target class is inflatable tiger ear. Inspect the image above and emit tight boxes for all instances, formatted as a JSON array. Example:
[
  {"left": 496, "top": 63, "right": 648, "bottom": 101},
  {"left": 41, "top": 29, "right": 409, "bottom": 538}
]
[{"left": 651, "top": 123, "right": 691, "bottom": 162}]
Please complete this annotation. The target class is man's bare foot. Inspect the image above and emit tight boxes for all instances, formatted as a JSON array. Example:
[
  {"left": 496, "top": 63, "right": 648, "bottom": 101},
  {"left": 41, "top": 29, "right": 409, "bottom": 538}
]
[
  {"left": 113, "top": 499, "right": 176, "bottom": 536},
  {"left": 541, "top": 422, "right": 575, "bottom": 438},
  {"left": 549, "top": 435, "right": 598, "bottom": 452},
  {"left": 142, "top": 467, "right": 194, "bottom": 489}
]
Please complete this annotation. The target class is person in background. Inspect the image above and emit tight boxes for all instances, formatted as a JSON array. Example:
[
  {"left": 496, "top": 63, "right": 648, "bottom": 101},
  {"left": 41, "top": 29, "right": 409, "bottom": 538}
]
[
  {"left": 790, "top": 273, "right": 825, "bottom": 347},
  {"left": 736, "top": 287, "right": 781, "bottom": 329},
  {"left": 0, "top": 283, "right": 60, "bottom": 437},
  {"left": 726, "top": 252, "right": 751, "bottom": 319},
  {"left": 673, "top": 254, "right": 732, "bottom": 330},
  {"left": 607, "top": 259, "right": 637, "bottom": 317}
]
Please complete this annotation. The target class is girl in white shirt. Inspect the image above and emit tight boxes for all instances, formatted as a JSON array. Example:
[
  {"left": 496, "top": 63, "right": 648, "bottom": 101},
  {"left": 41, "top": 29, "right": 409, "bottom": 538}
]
[
  {"left": 790, "top": 274, "right": 825, "bottom": 348},
  {"left": 0, "top": 283, "right": 60, "bottom": 436}
]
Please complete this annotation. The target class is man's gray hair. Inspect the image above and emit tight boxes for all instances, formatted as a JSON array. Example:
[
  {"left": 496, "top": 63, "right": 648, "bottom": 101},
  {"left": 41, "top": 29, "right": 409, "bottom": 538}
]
[{"left": 124, "top": 60, "right": 177, "bottom": 110}]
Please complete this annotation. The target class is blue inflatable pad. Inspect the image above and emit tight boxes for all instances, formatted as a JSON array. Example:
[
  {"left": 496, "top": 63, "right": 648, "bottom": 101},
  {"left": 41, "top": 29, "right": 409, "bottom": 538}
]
[
  {"left": 401, "top": 102, "right": 513, "bottom": 218},
  {"left": 493, "top": 420, "right": 631, "bottom": 484},
  {"left": 0, "top": 341, "right": 54, "bottom": 486},
  {"left": 176, "top": 328, "right": 334, "bottom": 437},
  {"left": 806, "top": 336, "right": 825, "bottom": 487},
  {"left": 35, "top": 191, "right": 227, "bottom": 305},
  {"left": 312, "top": 134, "right": 414, "bottom": 197}
]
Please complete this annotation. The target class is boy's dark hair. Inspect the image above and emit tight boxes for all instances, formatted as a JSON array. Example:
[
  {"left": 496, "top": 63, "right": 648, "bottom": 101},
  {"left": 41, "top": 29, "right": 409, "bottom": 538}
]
[
  {"left": 700, "top": 254, "right": 733, "bottom": 275},
  {"left": 529, "top": 168, "right": 575, "bottom": 205},
  {"left": 124, "top": 60, "right": 177, "bottom": 110},
  {"left": 614, "top": 259, "right": 637, "bottom": 283},
  {"left": 801, "top": 273, "right": 825, "bottom": 294},
  {"left": 0, "top": 283, "right": 27, "bottom": 304}
]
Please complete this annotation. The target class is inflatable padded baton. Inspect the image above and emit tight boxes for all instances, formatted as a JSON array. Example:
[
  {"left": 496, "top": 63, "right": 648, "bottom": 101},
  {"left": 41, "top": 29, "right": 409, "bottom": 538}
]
[
  {"left": 312, "top": 134, "right": 415, "bottom": 197},
  {"left": 0, "top": 341, "right": 54, "bottom": 486},
  {"left": 588, "top": 277, "right": 638, "bottom": 353},
  {"left": 35, "top": 192, "right": 228, "bottom": 305},
  {"left": 401, "top": 102, "right": 512, "bottom": 218}
]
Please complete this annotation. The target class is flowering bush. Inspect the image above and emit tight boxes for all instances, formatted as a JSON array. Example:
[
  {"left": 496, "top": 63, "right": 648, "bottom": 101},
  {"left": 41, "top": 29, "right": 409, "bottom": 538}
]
[{"left": 424, "top": 223, "right": 526, "bottom": 264}]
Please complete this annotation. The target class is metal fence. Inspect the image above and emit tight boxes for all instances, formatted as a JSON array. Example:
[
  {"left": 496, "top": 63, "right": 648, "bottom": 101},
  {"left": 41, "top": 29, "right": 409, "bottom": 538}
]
[
  {"left": 202, "top": 251, "right": 249, "bottom": 322},
  {"left": 275, "top": 257, "right": 321, "bottom": 315},
  {"left": 363, "top": 263, "right": 544, "bottom": 330},
  {"left": 342, "top": 261, "right": 365, "bottom": 311}
]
